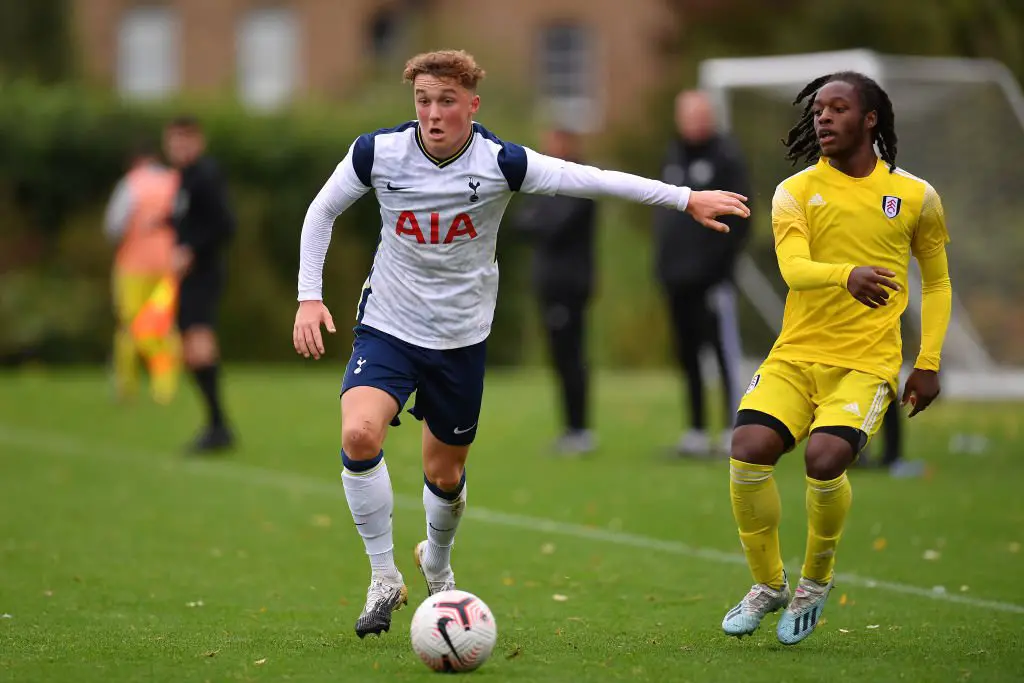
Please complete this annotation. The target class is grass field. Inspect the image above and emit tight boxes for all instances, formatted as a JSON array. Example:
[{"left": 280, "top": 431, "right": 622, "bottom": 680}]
[{"left": 2, "top": 366, "right": 1023, "bottom": 682}]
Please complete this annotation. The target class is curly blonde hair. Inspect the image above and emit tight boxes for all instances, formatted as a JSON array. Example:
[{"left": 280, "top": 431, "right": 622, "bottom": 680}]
[{"left": 402, "top": 50, "right": 486, "bottom": 91}]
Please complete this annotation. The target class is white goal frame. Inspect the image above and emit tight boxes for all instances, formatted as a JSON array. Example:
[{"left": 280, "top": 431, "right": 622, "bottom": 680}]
[{"left": 698, "top": 49, "right": 1024, "bottom": 400}]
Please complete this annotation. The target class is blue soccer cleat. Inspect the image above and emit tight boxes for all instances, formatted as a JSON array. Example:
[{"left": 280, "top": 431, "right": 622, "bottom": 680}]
[
  {"left": 722, "top": 571, "right": 792, "bottom": 637},
  {"left": 776, "top": 576, "right": 834, "bottom": 645}
]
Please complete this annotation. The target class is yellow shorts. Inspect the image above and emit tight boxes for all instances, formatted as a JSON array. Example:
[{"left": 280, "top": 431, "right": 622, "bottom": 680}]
[
  {"left": 113, "top": 271, "right": 164, "bottom": 328},
  {"left": 737, "top": 357, "right": 893, "bottom": 451}
]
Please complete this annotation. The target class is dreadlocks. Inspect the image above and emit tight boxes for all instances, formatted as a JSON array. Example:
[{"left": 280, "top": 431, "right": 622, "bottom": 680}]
[{"left": 782, "top": 71, "right": 898, "bottom": 172}]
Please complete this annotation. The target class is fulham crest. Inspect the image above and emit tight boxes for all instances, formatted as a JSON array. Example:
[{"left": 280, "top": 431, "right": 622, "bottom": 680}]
[{"left": 882, "top": 195, "right": 902, "bottom": 219}]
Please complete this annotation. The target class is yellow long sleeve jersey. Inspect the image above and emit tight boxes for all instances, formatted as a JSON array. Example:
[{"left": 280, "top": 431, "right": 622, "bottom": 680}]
[{"left": 769, "top": 157, "right": 953, "bottom": 389}]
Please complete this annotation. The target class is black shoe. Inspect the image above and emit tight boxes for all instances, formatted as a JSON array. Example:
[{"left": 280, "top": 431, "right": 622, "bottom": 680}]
[
  {"left": 355, "top": 578, "right": 408, "bottom": 638},
  {"left": 187, "top": 425, "right": 235, "bottom": 454}
]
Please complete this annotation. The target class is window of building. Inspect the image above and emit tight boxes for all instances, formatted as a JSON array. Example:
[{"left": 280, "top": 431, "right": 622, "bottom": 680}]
[
  {"left": 368, "top": 7, "right": 402, "bottom": 61},
  {"left": 538, "top": 22, "right": 598, "bottom": 132},
  {"left": 116, "top": 6, "right": 180, "bottom": 99},
  {"left": 237, "top": 7, "right": 301, "bottom": 110}
]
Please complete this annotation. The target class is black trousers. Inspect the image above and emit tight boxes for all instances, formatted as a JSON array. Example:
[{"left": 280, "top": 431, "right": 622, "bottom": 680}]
[
  {"left": 664, "top": 282, "right": 741, "bottom": 432},
  {"left": 539, "top": 292, "right": 589, "bottom": 433},
  {"left": 879, "top": 400, "right": 902, "bottom": 465}
]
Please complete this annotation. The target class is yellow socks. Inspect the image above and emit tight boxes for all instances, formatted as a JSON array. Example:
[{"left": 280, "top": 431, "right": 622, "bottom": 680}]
[
  {"left": 133, "top": 329, "right": 182, "bottom": 406},
  {"left": 802, "top": 473, "right": 852, "bottom": 584},
  {"left": 148, "top": 346, "right": 181, "bottom": 406},
  {"left": 732, "top": 459, "right": 853, "bottom": 587},
  {"left": 729, "top": 459, "right": 786, "bottom": 589}
]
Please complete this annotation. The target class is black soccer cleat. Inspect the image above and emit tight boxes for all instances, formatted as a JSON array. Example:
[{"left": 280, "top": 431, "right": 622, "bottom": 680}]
[
  {"left": 186, "top": 425, "right": 235, "bottom": 454},
  {"left": 355, "top": 578, "right": 408, "bottom": 638}
]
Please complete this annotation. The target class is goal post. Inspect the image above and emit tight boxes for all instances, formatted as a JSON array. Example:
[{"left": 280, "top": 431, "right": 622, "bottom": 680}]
[{"left": 697, "top": 49, "right": 1024, "bottom": 400}]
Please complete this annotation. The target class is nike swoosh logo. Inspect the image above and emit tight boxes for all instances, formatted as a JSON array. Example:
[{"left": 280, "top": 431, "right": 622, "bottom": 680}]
[
  {"left": 436, "top": 617, "right": 464, "bottom": 665},
  {"left": 386, "top": 182, "right": 409, "bottom": 191},
  {"left": 452, "top": 423, "right": 477, "bottom": 435}
]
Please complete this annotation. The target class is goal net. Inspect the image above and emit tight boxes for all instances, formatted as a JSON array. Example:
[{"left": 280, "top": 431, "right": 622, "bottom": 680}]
[{"left": 698, "top": 49, "right": 1024, "bottom": 400}]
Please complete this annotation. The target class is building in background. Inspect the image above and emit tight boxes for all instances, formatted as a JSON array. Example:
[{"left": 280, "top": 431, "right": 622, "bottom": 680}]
[{"left": 71, "top": 0, "right": 689, "bottom": 132}]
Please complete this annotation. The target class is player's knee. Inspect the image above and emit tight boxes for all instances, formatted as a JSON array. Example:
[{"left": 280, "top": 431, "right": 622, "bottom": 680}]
[
  {"left": 182, "top": 328, "right": 217, "bottom": 368},
  {"left": 804, "top": 442, "right": 853, "bottom": 480},
  {"left": 341, "top": 422, "right": 384, "bottom": 460},
  {"left": 424, "top": 465, "right": 464, "bottom": 494},
  {"left": 730, "top": 426, "right": 783, "bottom": 466}
]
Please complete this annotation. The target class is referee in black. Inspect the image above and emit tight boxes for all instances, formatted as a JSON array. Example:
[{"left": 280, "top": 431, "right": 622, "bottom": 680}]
[
  {"left": 653, "top": 90, "right": 752, "bottom": 457},
  {"left": 511, "top": 129, "right": 598, "bottom": 455},
  {"left": 164, "top": 115, "right": 236, "bottom": 453}
]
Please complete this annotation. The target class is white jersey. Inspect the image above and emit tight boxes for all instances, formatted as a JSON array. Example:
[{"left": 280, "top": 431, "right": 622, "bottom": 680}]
[{"left": 298, "top": 122, "right": 692, "bottom": 350}]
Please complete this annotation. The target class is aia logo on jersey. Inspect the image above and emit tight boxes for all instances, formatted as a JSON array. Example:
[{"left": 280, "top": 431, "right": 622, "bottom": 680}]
[
  {"left": 882, "top": 195, "right": 902, "bottom": 219},
  {"left": 395, "top": 211, "right": 478, "bottom": 244}
]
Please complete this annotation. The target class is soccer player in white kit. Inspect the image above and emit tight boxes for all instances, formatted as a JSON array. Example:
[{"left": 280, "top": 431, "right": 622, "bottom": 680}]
[{"left": 293, "top": 50, "right": 750, "bottom": 638}]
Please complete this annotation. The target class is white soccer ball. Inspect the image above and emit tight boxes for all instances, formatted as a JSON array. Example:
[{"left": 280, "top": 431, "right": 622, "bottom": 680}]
[{"left": 410, "top": 589, "right": 497, "bottom": 673}]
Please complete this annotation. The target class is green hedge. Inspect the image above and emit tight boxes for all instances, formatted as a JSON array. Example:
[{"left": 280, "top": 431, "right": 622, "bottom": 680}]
[{"left": 0, "top": 81, "right": 535, "bottom": 365}]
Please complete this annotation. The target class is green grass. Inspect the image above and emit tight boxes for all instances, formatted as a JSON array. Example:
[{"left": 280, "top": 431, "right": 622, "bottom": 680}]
[{"left": 1, "top": 366, "right": 1022, "bottom": 682}]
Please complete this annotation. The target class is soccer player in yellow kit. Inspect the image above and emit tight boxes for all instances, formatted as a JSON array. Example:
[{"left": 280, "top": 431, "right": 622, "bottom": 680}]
[{"left": 721, "top": 72, "right": 953, "bottom": 644}]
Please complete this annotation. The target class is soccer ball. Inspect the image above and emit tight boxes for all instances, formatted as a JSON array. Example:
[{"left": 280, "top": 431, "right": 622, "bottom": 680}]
[{"left": 410, "top": 589, "right": 497, "bottom": 673}]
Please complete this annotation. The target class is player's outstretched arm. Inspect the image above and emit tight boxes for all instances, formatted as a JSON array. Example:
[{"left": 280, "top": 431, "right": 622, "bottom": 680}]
[
  {"left": 902, "top": 246, "right": 952, "bottom": 416},
  {"left": 527, "top": 152, "right": 749, "bottom": 232}
]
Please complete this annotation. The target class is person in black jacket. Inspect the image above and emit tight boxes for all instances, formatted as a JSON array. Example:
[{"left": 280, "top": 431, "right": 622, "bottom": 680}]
[
  {"left": 164, "top": 115, "right": 236, "bottom": 453},
  {"left": 511, "top": 129, "right": 598, "bottom": 455},
  {"left": 653, "top": 90, "right": 752, "bottom": 457}
]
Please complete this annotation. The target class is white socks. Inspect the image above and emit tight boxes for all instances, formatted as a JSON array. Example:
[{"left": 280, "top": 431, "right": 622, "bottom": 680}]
[
  {"left": 341, "top": 450, "right": 399, "bottom": 580},
  {"left": 342, "top": 450, "right": 468, "bottom": 581},
  {"left": 421, "top": 472, "right": 467, "bottom": 575}
]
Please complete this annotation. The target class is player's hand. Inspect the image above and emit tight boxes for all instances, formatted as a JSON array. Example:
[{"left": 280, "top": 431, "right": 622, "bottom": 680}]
[
  {"left": 293, "top": 300, "right": 336, "bottom": 360},
  {"left": 172, "top": 246, "right": 193, "bottom": 278},
  {"left": 847, "top": 266, "right": 900, "bottom": 308},
  {"left": 684, "top": 190, "right": 750, "bottom": 233},
  {"left": 901, "top": 368, "right": 940, "bottom": 417}
]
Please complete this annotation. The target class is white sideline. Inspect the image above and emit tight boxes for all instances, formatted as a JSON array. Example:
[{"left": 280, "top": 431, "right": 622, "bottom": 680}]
[{"left": 2, "top": 425, "right": 1022, "bottom": 616}]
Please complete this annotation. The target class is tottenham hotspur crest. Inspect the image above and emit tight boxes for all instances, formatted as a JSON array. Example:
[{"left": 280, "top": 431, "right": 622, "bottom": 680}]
[
  {"left": 882, "top": 195, "right": 902, "bottom": 219},
  {"left": 468, "top": 177, "right": 481, "bottom": 203}
]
